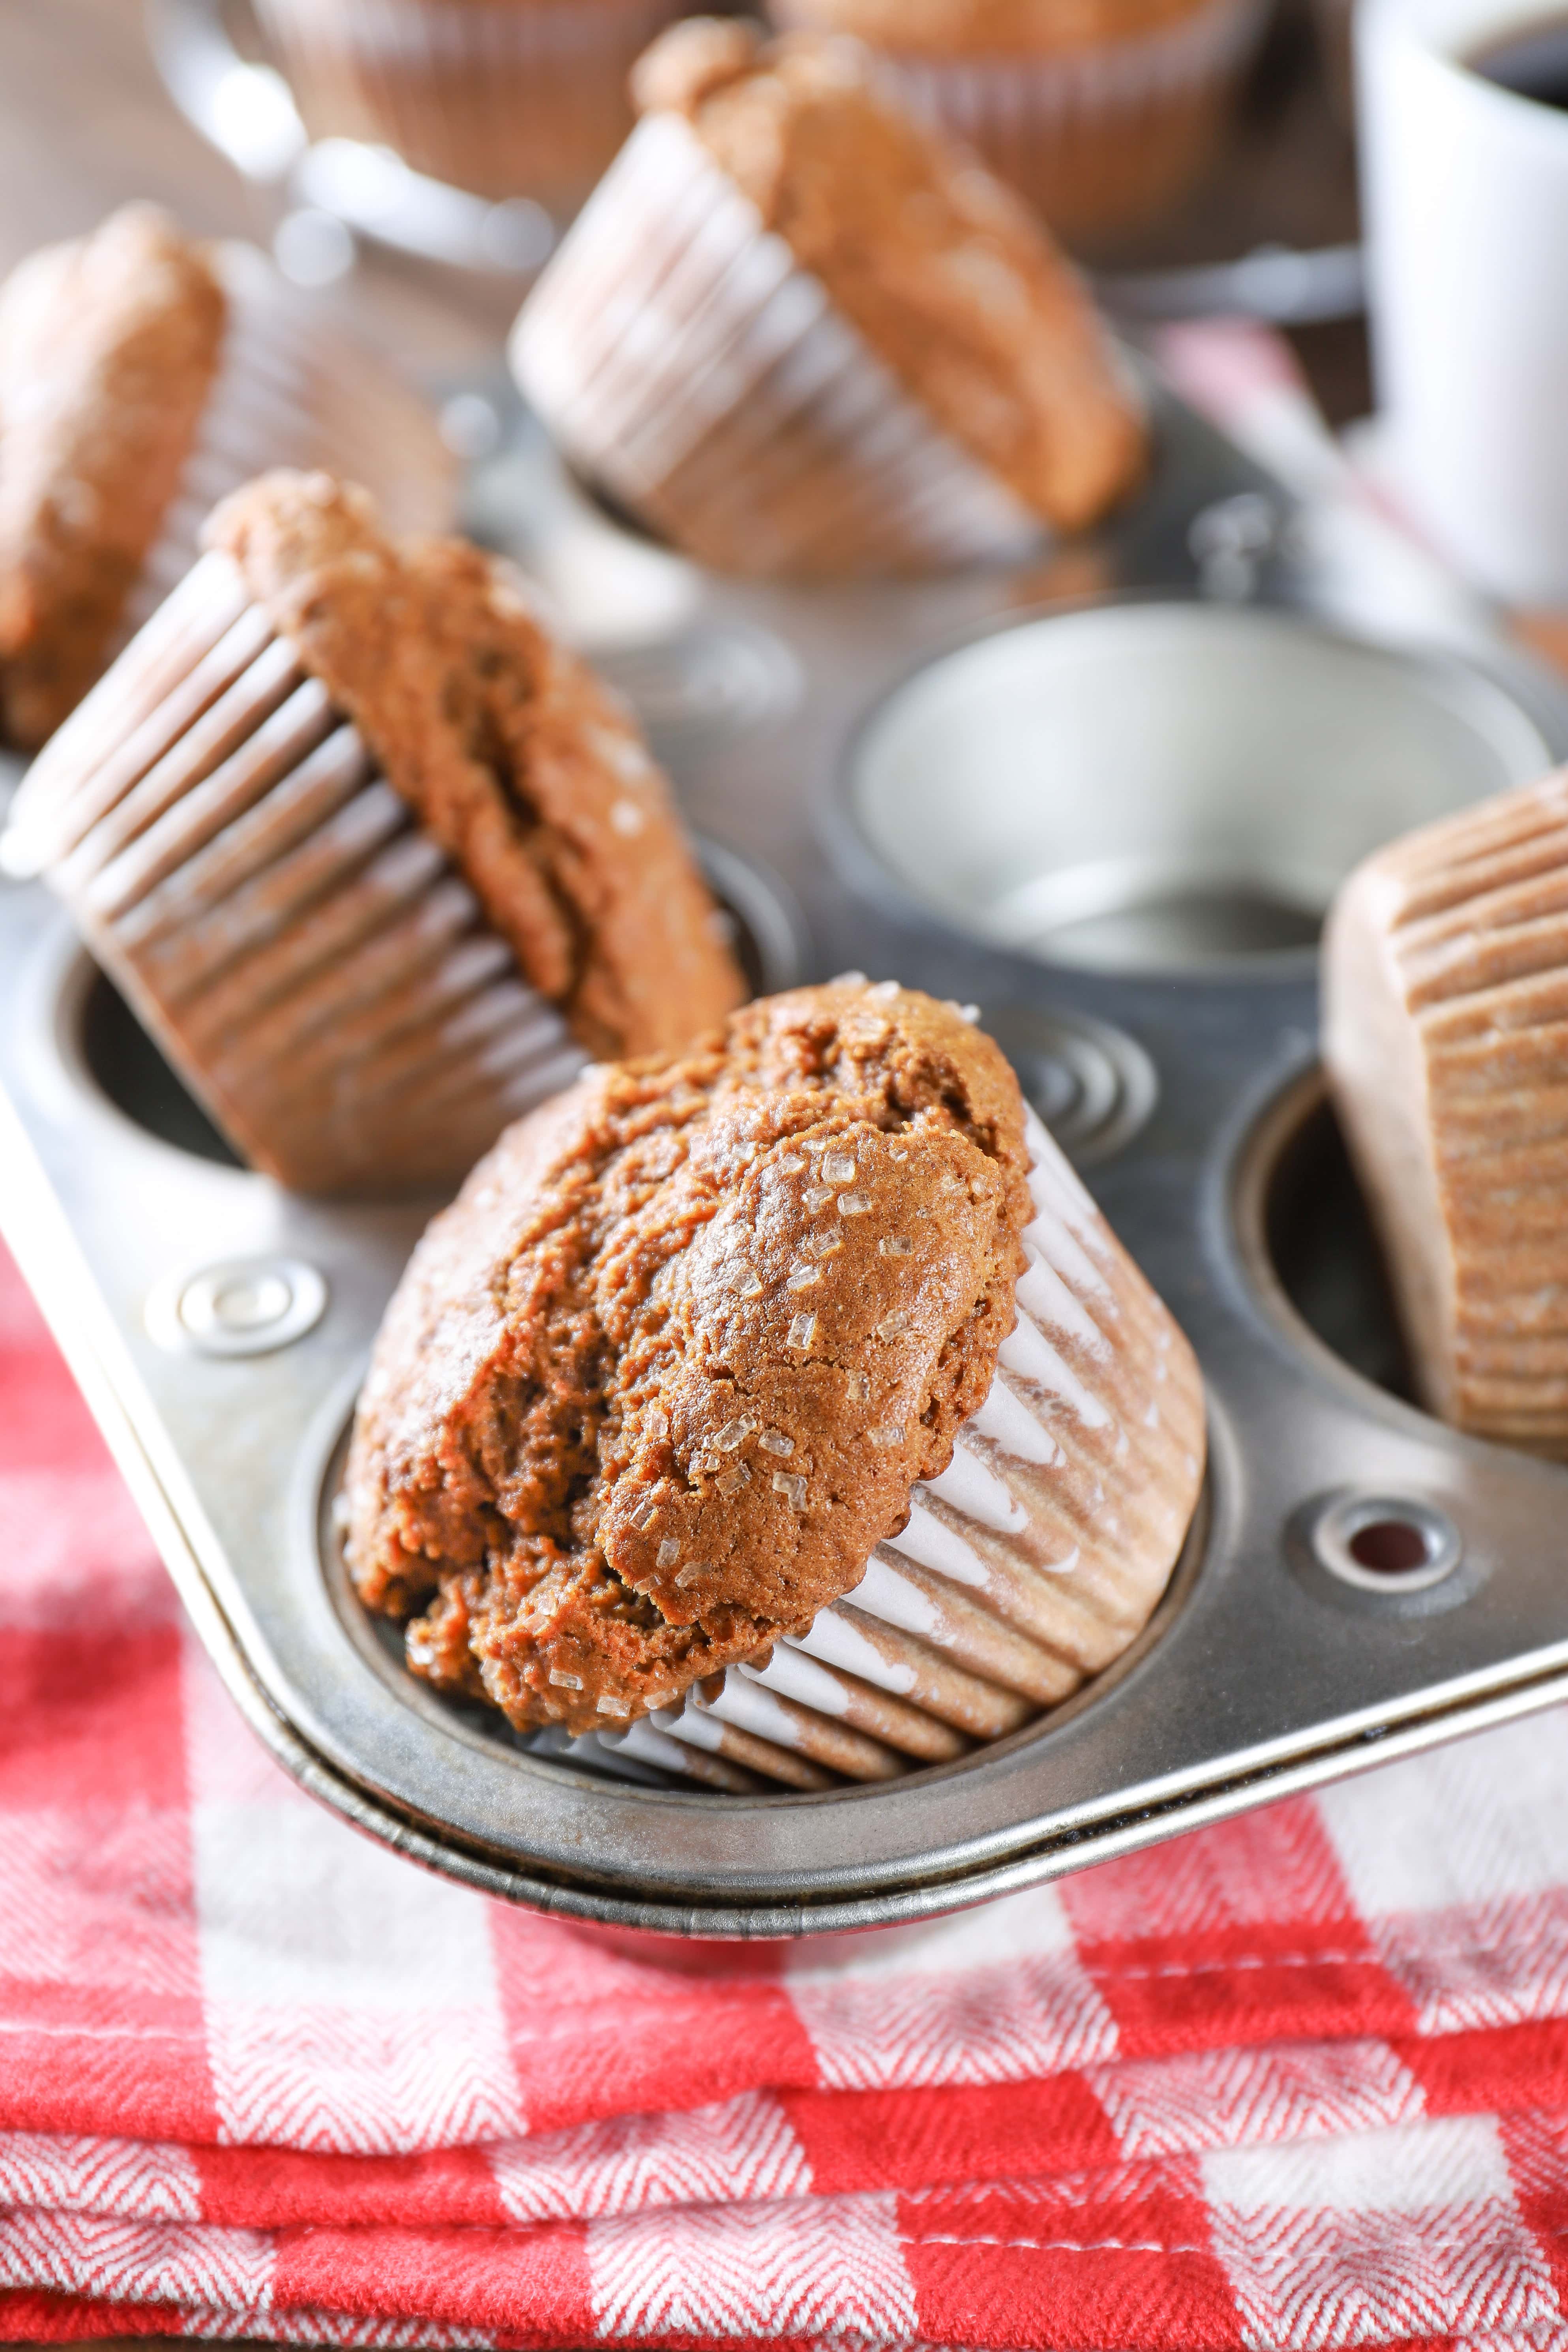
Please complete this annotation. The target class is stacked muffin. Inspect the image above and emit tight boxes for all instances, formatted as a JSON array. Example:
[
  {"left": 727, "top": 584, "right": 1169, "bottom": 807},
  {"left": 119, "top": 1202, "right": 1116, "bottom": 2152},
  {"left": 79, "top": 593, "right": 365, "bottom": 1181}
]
[
  {"left": 0, "top": 204, "right": 453, "bottom": 750},
  {"left": 3, "top": 473, "right": 745, "bottom": 1195},
  {"left": 511, "top": 19, "right": 1146, "bottom": 577}
]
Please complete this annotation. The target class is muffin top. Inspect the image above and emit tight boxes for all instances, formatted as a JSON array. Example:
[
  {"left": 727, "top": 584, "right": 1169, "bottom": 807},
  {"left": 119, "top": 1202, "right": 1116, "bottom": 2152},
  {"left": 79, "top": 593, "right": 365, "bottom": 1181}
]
[
  {"left": 209, "top": 470, "right": 746, "bottom": 1060},
  {"left": 0, "top": 204, "right": 225, "bottom": 749},
  {"left": 631, "top": 22, "right": 1145, "bottom": 533},
  {"left": 345, "top": 980, "right": 1032, "bottom": 1734},
  {"left": 768, "top": 0, "right": 1217, "bottom": 57}
]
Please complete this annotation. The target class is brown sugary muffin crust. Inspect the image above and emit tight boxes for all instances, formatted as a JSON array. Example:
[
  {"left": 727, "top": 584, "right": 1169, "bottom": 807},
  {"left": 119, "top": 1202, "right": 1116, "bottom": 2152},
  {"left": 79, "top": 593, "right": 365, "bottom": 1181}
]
[
  {"left": 770, "top": 0, "right": 1212, "bottom": 56},
  {"left": 0, "top": 205, "right": 225, "bottom": 749},
  {"left": 209, "top": 470, "right": 745, "bottom": 1059},
  {"left": 345, "top": 981, "right": 1032, "bottom": 1733},
  {"left": 631, "top": 21, "right": 1145, "bottom": 533}
]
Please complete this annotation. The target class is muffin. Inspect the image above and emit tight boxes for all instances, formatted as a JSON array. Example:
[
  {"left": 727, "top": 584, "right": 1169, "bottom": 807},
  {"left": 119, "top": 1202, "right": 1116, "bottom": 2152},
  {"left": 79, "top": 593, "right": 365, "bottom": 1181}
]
[
  {"left": 1326, "top": 773, "right": 1568, "bottom": 1457},
  {"left": 345, "top": 981, "right": 1206, "bottom": 1782},
  {"left": 0, "top": 471, "right": 745, "bottom": 1197},
  {"left": 766, "top": 0, "right": 1271, "bottom": 250},
  {"left": 0, "top": 204, "right": 454, "bottom": 751},
  {"left": 253, "top": 0, "right": 693, "bottom": 214},
  {"left": 509, "top": 20, "right": 1146, "bottom": 579}
]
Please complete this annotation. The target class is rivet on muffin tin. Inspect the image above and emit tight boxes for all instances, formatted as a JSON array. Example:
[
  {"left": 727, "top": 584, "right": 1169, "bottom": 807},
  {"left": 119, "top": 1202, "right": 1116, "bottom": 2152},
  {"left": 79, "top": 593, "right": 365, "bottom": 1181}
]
[{"left": 146, "top": 1254, "right": 328, "bottom": 1358}]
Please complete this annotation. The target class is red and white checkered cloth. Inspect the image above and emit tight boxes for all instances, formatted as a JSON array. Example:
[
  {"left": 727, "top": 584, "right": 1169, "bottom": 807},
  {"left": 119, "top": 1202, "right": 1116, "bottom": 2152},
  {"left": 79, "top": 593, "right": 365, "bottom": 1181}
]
[{"left": 8, "top": 1236, "right": 1568, "bottom": 2350}]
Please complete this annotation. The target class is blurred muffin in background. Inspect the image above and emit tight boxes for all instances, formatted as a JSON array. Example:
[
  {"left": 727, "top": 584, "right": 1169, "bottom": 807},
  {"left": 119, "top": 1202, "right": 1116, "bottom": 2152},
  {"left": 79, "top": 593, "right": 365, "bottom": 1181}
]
[
  {"left": 767, "top": 0, "right": 1272, "bottom": 249},
  {"left": 0, "top": 472, "right": 746, "bottom": 1196},
  {"left": 253, "top": 0, "right": 697, "bottom": 214},
  {"left": 510, "top": 19, "right": 1146, "bottom": 579},
  {"left": 0, "top": 204, "right": 454, "bottom": 750}
]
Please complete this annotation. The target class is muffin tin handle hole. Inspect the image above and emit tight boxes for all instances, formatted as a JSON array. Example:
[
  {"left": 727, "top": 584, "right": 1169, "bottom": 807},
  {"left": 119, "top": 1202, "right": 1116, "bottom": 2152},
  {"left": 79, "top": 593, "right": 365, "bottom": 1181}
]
[{"left": 1304, "top": 1492, "right": 1465, "bottom": 1598}]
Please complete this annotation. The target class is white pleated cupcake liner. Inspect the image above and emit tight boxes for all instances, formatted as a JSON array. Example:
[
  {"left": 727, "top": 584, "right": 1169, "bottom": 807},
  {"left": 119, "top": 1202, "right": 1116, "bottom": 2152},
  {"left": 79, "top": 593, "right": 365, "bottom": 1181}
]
[
  {"left": 120, "top": 241, "right": 452, "bottom": 651},
  {"left": 261, "top": 0, "right": 683, "bottom": 66},
  {"left": 540, "top": 1104, "right": 1206, "bottom": 1793},
  {"left": 3, "top": 552, "right": 582, "bottom": 1196},
  {"left": 510, "top": 112, "right": 1045, "bottom": 578},
  {"left": 255, "top": 0, "right": 688, "bottom": 208},
  {"left": 772, "top": 0, "right": 1271, "bottom": 242},
  {"left": 1327, "top": 777, "right": 1568, "bottom": 1452}
]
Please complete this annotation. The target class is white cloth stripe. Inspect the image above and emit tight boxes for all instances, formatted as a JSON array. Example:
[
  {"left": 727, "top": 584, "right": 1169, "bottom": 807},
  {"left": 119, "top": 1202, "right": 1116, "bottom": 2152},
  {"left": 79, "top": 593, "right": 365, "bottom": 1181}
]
[
  {"left": 1317, "top": 1716, "right": 1568, "bottom": 1916},
  {"left": 179, "top": 2301, "right": 495, "bottom": 2347},
  {"left": 0, "top": 2204, "right": 274, "bottom": 2312},
  {"left": 490, "top": 2089, "right": 810, "bottom": 2224},
  {"left": 790, "top": 1883, "right": 1118, "bottom": 2089},
  {"left": 0, "top": 2131, "right": 202, "bottom": 2223},
  {"left": 1207, "top": 2117, "right": 1564, "bottom": 2350},
  {"left": 588, "top": 2187, "right": 919, "bottom": 2343},
  {"left": 1092, "top": 2040, "right": 1427, "bottom": 2162},
  {"left": 189, "top": 1790, "right": 525, "bottom": 2152}
]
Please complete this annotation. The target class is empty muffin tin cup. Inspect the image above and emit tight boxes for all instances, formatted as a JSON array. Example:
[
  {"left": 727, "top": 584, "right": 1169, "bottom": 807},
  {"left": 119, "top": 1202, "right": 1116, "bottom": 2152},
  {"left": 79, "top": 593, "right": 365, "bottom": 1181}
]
[{"left": 843, "top": 602, "right": 1551, "bottom": 977}]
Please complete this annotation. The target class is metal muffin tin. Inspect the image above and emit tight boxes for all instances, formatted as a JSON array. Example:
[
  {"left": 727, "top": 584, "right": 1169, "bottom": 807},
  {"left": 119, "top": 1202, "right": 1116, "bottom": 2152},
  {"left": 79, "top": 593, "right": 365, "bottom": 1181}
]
[{"left": 9, "top": 381, "right": 1568, "bottom": 1939}]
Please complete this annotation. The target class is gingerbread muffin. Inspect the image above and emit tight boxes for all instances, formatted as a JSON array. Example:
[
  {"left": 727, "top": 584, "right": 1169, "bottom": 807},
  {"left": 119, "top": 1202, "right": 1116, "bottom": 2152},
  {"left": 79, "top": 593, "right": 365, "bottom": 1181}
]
[
  {"left": 345, "top": 981, "right": 1206, "bottom": 1779},
  {"left": 0, "top": 205, "right": 453, "bottom": 751},
  {"left": 766, "top": 0, "right": 1269, "bottom": 249},
  {"left": 1326, "top": 772, "right": 1568, "bottom": 1457},
  {"left": 510, "top": 21, "right": 1146, "bottom": 578},
  {"left": 254, "top": 0, "right": 692, "bottom": 214},
  {"left": 2, "top": 471, "right": 745, "bottom": 1196}
]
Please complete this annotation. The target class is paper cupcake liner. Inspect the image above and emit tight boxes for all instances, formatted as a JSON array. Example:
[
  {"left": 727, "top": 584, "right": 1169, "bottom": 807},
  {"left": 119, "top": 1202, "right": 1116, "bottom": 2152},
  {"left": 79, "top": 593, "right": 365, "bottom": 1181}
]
[
  {"left": 771, "top": 0, "right": 1271, "bottom": 246},
  {"left": 510, "top": 112, "right": 1044, "bottom": 579},
  {"left": 540, "top": 1104, "right": 1206, "bottom": 1791},
  {"left": 1326, "top": 771, "right": 1568, "bottom": 1455},
  {"left": 254, "top": 0, "right": 689, "bottom": 209},
  {"left": 123, "top": 242, "right": 453, "bottom": 648},
  {"left": 4, "top": 551, "right": 583, "bottom": 1195}
]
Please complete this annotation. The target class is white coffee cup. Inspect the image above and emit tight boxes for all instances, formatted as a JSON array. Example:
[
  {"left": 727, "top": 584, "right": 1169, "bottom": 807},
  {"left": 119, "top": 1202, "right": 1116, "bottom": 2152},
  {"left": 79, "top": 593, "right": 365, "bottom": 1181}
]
[{"left": 1358, "top": 0, "right": 1568, "bottom": 608}]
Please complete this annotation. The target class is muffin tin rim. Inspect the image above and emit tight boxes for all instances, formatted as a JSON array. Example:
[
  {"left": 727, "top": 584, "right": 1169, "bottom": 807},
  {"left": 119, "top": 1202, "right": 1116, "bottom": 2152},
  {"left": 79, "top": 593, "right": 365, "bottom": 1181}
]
[{"left": 306, "top": 1383, "right": 1220, "bottom": 1821}]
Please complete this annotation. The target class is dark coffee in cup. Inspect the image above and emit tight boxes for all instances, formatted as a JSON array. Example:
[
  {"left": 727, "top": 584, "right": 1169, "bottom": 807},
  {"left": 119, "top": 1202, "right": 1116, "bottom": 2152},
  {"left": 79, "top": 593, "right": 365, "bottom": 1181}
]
[{"left": 1469, "top": 11, "right": 1568, "bottom": 107}]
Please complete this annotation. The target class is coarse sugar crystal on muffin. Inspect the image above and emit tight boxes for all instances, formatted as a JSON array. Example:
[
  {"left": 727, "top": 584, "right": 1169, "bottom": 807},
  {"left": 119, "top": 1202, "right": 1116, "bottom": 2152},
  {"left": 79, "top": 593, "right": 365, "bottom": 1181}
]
[
  {"left": 344, "top": 979, "right": 1207, "bottom": 1761},
  {"left": 510, "top": 19, "right": 1146, "bottom": 578},
  {"left": 2, "top": 471, "right": 745, "bottom": 1194},
  {"left": 0, "top": 205, "right": 454, "bottom": 751}
]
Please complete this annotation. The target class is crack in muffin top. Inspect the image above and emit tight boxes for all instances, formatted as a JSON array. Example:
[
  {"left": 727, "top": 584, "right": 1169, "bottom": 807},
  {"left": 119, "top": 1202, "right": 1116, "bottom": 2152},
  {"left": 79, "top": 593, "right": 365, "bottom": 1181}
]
[
  {"left": 207, "top": 469, "right": 745, "bottom": 1060},
  {"left": 345, "top": 981, "right": 1032, "bottom": 1734}
]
